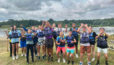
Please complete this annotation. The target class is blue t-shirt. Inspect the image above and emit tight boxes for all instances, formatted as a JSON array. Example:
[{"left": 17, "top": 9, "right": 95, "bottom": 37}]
[{"left": 56, "top": 36, "right": 66, "bottom": 47}]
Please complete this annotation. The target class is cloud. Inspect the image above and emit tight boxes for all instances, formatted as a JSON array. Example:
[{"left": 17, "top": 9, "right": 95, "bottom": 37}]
[{"left": 0, "top": 0, "right": 114, "bottom": 21}]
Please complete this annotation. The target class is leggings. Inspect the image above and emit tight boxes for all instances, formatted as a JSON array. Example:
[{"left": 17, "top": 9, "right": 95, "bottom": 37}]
[{"left": 26, "top": 44, "right": 34, "bottom": 62}]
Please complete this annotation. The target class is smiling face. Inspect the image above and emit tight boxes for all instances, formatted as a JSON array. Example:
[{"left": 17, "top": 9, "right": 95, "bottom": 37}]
[
  {"left": 69, "top": 31, "right": 72, "bottom": 36},
  {"left": 82, "top": 27, "right": 86, "bottom": 32},
  {"left": 13, "top": 25, "right": 16, "bottom": 30},
  {"left": 28, "top": 29, "right": 31, "bottom": 33},
  {"left": 72, "top": 23, "right": 75, "bottom": 28},
  {"left": 99, "top": 28, "right": 105, "bottom": 34}
]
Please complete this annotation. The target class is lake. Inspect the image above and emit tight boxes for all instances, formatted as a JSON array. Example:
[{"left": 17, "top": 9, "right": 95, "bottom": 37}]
[{"left": 0, "top": 27, "right": 114, "bottom": 38}]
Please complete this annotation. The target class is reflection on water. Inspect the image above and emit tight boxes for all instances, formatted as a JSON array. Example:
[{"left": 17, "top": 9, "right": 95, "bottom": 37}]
[{"left": 0, "top": 27, "right": 114, "bottom": 37}]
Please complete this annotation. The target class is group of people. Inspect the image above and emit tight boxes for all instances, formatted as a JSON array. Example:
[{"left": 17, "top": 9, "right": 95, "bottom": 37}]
[{"left": 6, "top": 21, "right": 109, "bottom": 65}]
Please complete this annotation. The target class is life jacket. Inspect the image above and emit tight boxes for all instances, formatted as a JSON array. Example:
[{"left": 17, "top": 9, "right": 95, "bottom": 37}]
[
  {"left": 66, "top": 36, "right": 74, "bottom": 47},
  {"left": 44, "top": 27, "right": 53, "bottom": 37},
  {"left": 80, "top": 32, "right": 89, "bottom": 43},
  {"left": 97, "top": 33, "right": 108, "bottom": 48},
  {"left": 37, "top": 30, "right": 45, "bottom": 37},
  {"left": 89, "top": 32, "right": 95, "bottom": 42},
  {"left": 58, "top": 36, "right": 66, "bottom": 46},
  {"left": 26, "top": 33, "right": 33, "bottom": 41},
  {"left": 21, "top": 37, "right": 26, "bottom": 42},
  {"left": 11, "top": 30, "right": 19, "bottom": 38}
]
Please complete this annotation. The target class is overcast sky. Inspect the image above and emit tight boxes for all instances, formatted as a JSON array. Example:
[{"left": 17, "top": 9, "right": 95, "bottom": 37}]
[{"left": 0, "top": 0, "right": 114, "bottom": 21}]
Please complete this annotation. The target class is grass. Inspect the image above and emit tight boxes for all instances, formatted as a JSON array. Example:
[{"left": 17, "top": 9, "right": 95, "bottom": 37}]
[{"left": 0, "top": 36, "right": 114, "bottom": 65}]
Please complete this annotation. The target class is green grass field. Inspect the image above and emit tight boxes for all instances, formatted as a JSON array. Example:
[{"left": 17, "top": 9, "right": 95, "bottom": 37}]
[{"left": 0, "top": 36, "right": 114, "bottom": 65}]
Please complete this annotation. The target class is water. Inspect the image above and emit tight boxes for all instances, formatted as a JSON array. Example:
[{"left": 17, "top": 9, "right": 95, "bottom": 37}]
[{"left": 0, "top": 27, "right": 114, "bottom": 38}]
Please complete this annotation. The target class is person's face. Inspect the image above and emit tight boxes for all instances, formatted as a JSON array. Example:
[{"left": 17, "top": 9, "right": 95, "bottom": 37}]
[
  {"left": 69, "top": 31, "right": 72, "bottom": 36},
  {"left": 100, "top": 29, "right": 105, "bottom": 33},
  {"left": 52, "top": 23, "right": 56, "bottom": 27},
  {"left": 32, "top": 26, "right": 35, "bottom": 30},
  {"left": 28, "top": 29, "right": 31, "bottom": 33},
  {"left": 60, "top": 32, "right": 63, "bottom": 36},
  {"left": 72, "top": 24, "right": 75, "bottom": 27},
  {"left": 89, "top": 27, "right": 92, "bottom": 32},
  {"left": 82, "top": 27, "right": 86, "bottom": 32},
  {"left": 13, "top": 25, "right": 16, "bottom": 30},
  {"left": 65, "top": 24, "right": 68, "bottom": 28}
]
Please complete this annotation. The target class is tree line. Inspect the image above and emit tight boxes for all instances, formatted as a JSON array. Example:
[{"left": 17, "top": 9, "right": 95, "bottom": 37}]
[{"left": 0, "top": 18, "right": 114, "bottom": 28}]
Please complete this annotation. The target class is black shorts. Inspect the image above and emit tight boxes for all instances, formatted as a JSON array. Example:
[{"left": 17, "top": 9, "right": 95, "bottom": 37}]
[
  {"left": 45, "top": 38, "right": 54, "bottom": 48},
  {"left": 12, "top": 42, "right": 19, "bottom": 44},
  {"left": 90, "top": 41, "right": 95, "bottom": 45}
]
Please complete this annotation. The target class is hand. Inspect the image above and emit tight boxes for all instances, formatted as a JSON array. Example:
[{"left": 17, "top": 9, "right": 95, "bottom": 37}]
[
  {"left": 57, "top": 43, "right": 60, "bottom": 45},
  {"left": 85, "top": 24, "right": 88, "bottom": 27},
  {"left": 71, "top": 41, "right": 74, "bottom": 43}
]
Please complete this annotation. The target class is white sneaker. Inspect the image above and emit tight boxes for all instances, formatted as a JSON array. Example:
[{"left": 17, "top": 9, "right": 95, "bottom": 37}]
[
  {"left": 21, "top": 54, "right": 24, "bottom": 56},
  {"left": 16, "top": 55, "right": 19, "bottom": 59},
  {"left": 70, "top": 54, "right": 72, "bottom": 57},
  {"left": 58, "top": 58, "right": 60, "bottom": 63},
  {"left": 63, "top": 58, "right": 66, "bottom": 63},
  {"left": 75, "top": 54, "right": 78, "bottom": 58},
  {"left": 91, "top": 58, "right": 95, "bottom": 62},
  {"left": 12, "top": 56, "right": 15, "bottom": 60}
]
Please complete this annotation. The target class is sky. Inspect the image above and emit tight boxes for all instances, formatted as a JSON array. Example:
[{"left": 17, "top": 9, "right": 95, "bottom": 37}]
[{"left": 0, "top": 0, "right": 114, "bottom": 21}]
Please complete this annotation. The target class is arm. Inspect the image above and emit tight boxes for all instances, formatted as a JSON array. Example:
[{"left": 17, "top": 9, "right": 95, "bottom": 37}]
[
  {"left": 23, "top": 27, "right": 28, "bottom": 32},
  {"left": 85, "top": 24, "right": 91, "bottom": 33},
  {"left": 77, "top": 23, "right": 84, "bottom": 32}
]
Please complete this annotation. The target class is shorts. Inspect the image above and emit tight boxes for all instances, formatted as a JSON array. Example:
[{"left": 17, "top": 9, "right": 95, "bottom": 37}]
[
  {"left": 80, "top": 46, "right": 91, "bottom": 53},
  {"left": 57, "top": 47, "right": 66, "bottom": 53},
  {"left": 97, "top": 47, "right": 108, "bottom": 54},
  {"left": 67, "top": 48, "right": 75, "bottom": 54},
  {"left": 20, "top": 41, "right": 26, "bottom": 48},
  {"left": 90, "top": 41, "right": 95, "bottom": 45},
  {"left": 45, "top": 38, "right": 53, "bottom": 48},
  {"left": 12, "top": 42, "right": 19, "bottom": 44},
  {"left": 37, "top": 37, "right": 45, "bottom": 46}
]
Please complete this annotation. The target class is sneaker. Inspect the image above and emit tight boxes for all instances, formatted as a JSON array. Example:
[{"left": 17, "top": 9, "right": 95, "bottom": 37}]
[
  {"left": 91, "top": 58, "right": 95, "bottom": 62},
  {"left": 63, "top": 58, "right": 66, "bottom": 63},
  {"left": 72, "top": 61, "right": 74, "bottom": 65},
  {"left": 79, "top": 62, "right": 83, "bottom": 65},
  {"left": 96, "top": 61, "right": 100, "bottom": 65},
  {"left": 12, "top": 56, "right": 15, "bottom": 60},
  {"left": 75, "top": 54, "right": 79, "bottom": 58},
  {"left": 88, "top": 62, "right": 91, "bottom": 65},
  {"left": 21, "top": 54, "right": 24, "bottom": 56},
  {"left": 67, "top": 60, "right": 70, "bottom": 64},
  {"left": 58, "top": 58, "right": 60, "bottom": 63},
  {"left": 16, "top": 55, "right": 19, "bottom": 59},
  {"left": 105, "top": 61, "right": 108, "bottom": 65},
  {"left": 37, "top": 56, "right": 40, "bottom": 60}
]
